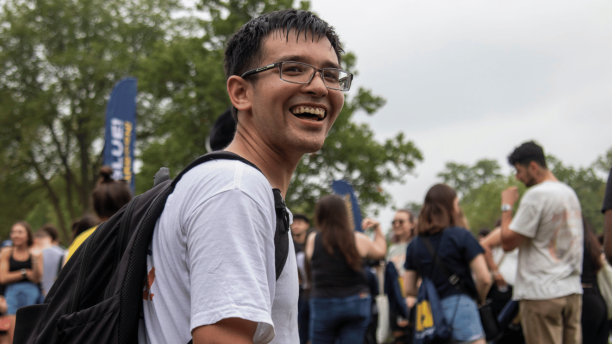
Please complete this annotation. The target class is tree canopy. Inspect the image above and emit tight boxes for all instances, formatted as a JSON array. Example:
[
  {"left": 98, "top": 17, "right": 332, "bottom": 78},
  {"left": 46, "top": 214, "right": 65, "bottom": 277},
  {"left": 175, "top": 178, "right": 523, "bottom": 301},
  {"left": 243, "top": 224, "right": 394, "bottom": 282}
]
[{"left": 0, "top": 0, "right": 422, "bottom": 241}]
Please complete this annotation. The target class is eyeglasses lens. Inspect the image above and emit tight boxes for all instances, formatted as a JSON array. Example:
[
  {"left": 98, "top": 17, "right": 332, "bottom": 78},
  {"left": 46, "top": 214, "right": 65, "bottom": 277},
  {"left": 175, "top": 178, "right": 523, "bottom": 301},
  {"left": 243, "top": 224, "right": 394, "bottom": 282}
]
[
  {"left": 391, "top": 220, "right": 405, "bottom": 226},
  {"left": 280, "top": 62, "right": 350, "bottom": 91}
]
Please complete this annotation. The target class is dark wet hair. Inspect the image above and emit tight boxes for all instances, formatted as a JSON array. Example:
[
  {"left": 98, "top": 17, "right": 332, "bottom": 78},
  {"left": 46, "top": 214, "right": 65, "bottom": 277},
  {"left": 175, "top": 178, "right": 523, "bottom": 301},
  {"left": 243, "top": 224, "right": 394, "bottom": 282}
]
[
  {"left": 315, "top": 195, "right": 362, "bottom": 271},
  {"left": 12, "top": 221, "right": 33, "bottom": 247},
  {"left": 508, "top": 141, "right": 547, "bottom": 169},
  {"left": 93, "top": 167, "right": 132, "bottom": 220},
  {"left": 224, "top": 9, "right": 343, "bottom": 119},
  {"left": 417, "top": 184, "right": 460, "bottom": 235}
]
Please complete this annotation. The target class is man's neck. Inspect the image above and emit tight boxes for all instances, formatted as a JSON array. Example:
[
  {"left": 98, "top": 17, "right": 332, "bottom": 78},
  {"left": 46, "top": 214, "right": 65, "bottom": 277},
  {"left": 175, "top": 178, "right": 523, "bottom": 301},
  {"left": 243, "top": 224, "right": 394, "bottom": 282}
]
[
  {"left": 225, "top": 124, "right": 302, "bottom": 198},
  {"left": 536, "top": 169, "right": 558, "bottom": 185}
]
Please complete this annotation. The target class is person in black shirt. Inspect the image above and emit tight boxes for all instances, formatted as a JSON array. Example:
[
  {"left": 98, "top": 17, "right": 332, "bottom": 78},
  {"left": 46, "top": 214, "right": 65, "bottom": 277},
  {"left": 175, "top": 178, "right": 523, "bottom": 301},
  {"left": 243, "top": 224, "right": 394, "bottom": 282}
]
[{"left": 403, "top": 184, "right": 491, "bottom": 344}]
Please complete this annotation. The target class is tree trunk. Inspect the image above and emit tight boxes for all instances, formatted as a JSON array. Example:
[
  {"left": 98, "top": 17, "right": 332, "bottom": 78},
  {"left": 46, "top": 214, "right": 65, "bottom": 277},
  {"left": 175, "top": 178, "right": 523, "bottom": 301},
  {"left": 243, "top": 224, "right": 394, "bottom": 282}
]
[{"left": 28, "top": 154, "right": 69, "bottom": 241}]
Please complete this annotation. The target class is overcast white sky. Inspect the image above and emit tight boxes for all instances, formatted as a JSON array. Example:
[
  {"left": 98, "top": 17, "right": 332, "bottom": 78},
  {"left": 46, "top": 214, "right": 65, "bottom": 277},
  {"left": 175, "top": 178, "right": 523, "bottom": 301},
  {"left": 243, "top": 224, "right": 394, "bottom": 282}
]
[{"left": 309, "top": 0, "right": 612, "bottom": 230}]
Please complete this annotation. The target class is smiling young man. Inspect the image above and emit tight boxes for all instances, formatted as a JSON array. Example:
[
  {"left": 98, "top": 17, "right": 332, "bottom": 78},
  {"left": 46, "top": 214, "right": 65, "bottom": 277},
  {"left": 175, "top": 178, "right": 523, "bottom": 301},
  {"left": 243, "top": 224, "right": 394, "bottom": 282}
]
[
  {"left": 499, "top": 141, "right": 583, "bottom": 344},
  {"left": 138, "top": 10, "right": 350, "bottom": 344}
]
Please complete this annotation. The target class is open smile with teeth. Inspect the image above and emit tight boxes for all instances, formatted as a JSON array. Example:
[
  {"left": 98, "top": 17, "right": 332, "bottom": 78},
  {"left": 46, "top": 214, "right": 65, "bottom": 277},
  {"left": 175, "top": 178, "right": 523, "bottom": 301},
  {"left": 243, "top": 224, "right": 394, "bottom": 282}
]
[{"left": 290, "top": 106, "right": 326, "bottom": 122}]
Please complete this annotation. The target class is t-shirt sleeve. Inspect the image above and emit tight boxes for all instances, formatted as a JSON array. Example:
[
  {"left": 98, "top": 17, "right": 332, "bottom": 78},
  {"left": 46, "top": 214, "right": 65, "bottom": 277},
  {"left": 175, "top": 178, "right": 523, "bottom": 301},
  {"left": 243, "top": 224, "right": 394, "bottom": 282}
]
[
  {"left": 184, "top": 188, "right": 276, "bottom": 334},
  {"left": 509, "top": 196, "right": 540, "bottom": 238},
  {"left": 404, "top": 241, "right": 417, "bottom": 271},
  {"left": 462, "top": 231, "right": 484, "bottom": 263},
  {"left": 602, "top": 167, "right": 612, "bottom": 213}
]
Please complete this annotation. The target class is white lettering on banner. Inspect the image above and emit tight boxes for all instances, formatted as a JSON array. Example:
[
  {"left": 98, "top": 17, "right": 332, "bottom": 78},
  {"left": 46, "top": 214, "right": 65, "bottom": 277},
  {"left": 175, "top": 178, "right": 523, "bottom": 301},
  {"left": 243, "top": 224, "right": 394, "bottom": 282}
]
[{"left": 110, "top": 118, "right": 125, "bottom": 180}]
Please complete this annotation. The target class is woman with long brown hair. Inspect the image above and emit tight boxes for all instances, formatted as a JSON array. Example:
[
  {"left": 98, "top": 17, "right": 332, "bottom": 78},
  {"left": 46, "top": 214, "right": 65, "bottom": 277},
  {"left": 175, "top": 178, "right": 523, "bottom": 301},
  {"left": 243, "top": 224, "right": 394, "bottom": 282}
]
[
  {"left": 305, "top": 195, "right": 386, "bottom": 344},
  {"left": 0, "top": 221, "right": 43, "bottom": 342},
  {"left": 403, "top": 184, "right": 491, "bottom": 344}
]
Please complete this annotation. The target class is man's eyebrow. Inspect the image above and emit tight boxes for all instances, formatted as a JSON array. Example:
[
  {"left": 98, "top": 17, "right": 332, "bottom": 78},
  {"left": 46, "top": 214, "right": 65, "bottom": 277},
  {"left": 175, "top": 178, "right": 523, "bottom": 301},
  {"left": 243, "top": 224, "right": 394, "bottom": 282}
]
[{"left": 275, "top": 55, "right": 341, "bottom": 69}]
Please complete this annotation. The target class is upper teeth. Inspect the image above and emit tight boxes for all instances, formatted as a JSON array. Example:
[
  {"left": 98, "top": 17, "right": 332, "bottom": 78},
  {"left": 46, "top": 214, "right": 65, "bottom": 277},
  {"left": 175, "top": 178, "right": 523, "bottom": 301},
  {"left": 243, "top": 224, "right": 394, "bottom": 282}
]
[{"left": 292, "top": 106, "right": 326, "bottom": 118}]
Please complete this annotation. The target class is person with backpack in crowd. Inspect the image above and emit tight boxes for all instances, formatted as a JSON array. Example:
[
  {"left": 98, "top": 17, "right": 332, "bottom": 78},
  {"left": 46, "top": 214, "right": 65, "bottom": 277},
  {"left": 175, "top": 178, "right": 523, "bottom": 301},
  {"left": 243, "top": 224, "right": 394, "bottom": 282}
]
[
  {"left": 581, "top": 219, "right": 608, "bottom": 344},
  {"left": 403, "top": 184, "right": 491, "bottom": 344},
  {"left": 304, "top": 195, "right": 386, "bottom": 344},
  {"left": 138, "top": 10, "right": 351, "bottom": 344},
  {"left": 386, "top": 209, "right": 416, "bottom": 344},
  {"left": 0, "top": 221, "right": 43, "bottom": 342},
  {"left": 33, "top": 224, "right": 64, "bottom": 296},
  {"left": 65, "top": 167, "right": 132, "bottom": 262},
  {"left": 500, "top": 141, "right": 583, "bottom": 344}
]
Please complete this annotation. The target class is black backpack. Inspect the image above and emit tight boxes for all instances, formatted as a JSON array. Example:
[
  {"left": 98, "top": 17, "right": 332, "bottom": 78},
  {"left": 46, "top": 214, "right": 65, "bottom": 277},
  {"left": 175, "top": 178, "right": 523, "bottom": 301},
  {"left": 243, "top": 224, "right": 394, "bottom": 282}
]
[{"left": 14, "top": 151, "right": 291, "bottom": 344}]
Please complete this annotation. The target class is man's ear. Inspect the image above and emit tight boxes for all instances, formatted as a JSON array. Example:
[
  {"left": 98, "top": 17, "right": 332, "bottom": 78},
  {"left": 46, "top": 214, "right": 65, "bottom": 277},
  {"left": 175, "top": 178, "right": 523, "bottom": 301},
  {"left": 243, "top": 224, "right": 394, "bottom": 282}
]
[
  {"left": 529, "top": 161, "right": 540, "bottom": 175},
  {"left": 227, "top": 76, "right": 252, "bottom": 115}
]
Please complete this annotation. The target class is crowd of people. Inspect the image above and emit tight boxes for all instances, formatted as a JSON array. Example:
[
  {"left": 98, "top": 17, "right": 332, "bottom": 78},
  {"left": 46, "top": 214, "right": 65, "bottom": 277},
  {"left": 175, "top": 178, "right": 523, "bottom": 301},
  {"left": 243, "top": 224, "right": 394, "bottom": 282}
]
[
  {"left": 0, "top": 167, "right": 131, "bottom": 342},
  {"left": 2, "top": 8, "right": 612, "bottom": 344}
]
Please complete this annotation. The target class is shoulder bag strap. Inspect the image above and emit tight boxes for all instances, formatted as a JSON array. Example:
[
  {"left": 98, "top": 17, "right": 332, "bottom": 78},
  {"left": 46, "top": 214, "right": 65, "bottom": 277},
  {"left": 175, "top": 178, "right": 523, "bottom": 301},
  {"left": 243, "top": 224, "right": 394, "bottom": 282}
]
[{"left": 421, "top": 236, "right": 479, "bottom": 301}]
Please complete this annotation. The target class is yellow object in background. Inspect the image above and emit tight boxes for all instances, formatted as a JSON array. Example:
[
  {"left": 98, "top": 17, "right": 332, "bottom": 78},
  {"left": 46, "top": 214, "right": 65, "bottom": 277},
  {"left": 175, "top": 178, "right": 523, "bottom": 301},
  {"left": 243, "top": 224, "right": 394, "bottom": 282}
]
[
  {"left": 416, "top": 300, "right": 434, "bottom": 332},
  {"left": 66, "top": 226, "right": 97, "bottom": 262}
]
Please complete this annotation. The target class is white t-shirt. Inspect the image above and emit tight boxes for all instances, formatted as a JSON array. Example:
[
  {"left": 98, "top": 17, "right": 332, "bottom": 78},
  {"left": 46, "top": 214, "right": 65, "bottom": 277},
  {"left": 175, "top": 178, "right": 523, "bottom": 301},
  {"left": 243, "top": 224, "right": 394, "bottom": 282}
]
[
  {"left": 138, "top": 159, "right": 299, "bottom": 344},
  {"left": 509, "top": 181, "right": 583, "bottom": 301},
  {"left": 491, "top": 246, "right": 518, "bottom": 286}
]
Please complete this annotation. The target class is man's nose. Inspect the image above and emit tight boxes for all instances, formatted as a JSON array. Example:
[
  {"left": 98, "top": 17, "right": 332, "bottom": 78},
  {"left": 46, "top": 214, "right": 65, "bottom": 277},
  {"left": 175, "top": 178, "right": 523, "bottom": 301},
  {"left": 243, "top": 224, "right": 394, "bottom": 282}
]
[{"left": 303, "top": 71, "right": 328, "bottom": 97}]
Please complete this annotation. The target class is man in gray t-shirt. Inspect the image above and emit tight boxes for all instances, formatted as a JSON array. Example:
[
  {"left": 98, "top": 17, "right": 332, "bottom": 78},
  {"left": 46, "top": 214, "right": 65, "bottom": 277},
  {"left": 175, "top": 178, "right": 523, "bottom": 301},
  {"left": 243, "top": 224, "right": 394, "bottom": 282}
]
[{"left": 500, "top": 141, "right": 582, "bottom": 344}]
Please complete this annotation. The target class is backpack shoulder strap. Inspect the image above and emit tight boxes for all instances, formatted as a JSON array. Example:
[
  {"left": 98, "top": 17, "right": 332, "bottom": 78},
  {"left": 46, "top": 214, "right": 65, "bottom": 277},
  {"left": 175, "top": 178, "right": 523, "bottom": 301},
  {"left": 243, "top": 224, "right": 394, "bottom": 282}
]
[
  {"left": 421, "top": 236, "right": 479, "bottom": 301},
  {"left": 171, "top": 151, "right": 262, "bottom": 187},
  {"left": 273, "top": 188, "right": 290, "bottom": 281}
]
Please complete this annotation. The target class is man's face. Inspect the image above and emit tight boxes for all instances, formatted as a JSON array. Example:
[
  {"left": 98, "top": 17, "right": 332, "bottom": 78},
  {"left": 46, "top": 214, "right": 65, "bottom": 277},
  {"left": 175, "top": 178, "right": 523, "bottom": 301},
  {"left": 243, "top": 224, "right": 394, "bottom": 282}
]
[
  {"left": 246, "top": 30, "right": 344, "bottom": 155},
  {"left": 291, "top": 218, "right": 309, "bottom": 244},
  {"left": 514, "top": 163, "right": 537, "bottom": 187},
  {"left": 391, "top": 211, "right": 412, "bottom": 238}
]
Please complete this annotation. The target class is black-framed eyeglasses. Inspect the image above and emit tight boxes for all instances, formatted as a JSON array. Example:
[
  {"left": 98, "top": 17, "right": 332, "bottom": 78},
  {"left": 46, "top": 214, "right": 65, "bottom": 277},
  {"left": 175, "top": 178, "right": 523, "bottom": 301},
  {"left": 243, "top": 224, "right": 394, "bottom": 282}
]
[
  {"left": 391, "top": 219, "right": 405, "bottom": 226},
  {"left": 241, "top": 61, "right": 353, "bottom": 92}
]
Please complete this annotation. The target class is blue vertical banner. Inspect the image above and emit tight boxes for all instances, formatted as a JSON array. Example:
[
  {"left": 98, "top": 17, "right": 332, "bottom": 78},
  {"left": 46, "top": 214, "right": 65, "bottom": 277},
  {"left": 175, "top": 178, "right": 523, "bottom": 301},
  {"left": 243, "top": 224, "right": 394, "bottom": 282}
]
[
  {"left": 332, "top": 180, "right": 363, "bottom": 232},
  {"left": 103, "top": 78, "right": 137, "bottom": 193}
]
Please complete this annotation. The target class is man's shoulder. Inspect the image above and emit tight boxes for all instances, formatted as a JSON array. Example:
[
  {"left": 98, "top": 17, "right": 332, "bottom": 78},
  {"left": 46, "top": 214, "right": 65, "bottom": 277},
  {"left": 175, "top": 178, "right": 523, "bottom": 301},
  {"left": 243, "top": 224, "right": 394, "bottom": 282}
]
[{"left": 177, "top": 158, "right": 272, "bottom": 203}]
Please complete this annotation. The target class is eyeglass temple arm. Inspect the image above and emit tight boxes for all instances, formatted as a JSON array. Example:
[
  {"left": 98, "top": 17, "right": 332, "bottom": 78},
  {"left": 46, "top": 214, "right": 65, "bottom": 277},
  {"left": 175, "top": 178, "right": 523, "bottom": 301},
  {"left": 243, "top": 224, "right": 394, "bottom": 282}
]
[{"left": 240, "top": 63, "right": 278, "bottom": 78}]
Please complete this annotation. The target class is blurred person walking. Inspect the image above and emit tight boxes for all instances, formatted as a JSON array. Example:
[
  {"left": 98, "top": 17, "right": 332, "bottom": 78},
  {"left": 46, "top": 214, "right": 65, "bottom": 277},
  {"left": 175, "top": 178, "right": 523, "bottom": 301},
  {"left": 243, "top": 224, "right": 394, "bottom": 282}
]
[
  {"left": 65, "top": 167, "right": 131, "bottom": 262},
  {"left": 581, "top": 219, "right": 608, "bottom": 344},
  {"left": 305, "top": 195, "right": 386, "bottom": 344},
  {"left": 0, "top": 221, "right": 42, "bottom": 342},
  {"left": 500, "top": 141, "right": 583, "bottom": 344},
  {"left": 386, "top": 209, "right": 416, "bottom": 344},
  {"left": 33, "top": 224, "right": 64, "bottom": 296},
  {"left": 292, "top": 213, "right": 312, "bottom": 344},
  {"left": 403, "top": 184, "right": 491, "bottom": 344}
]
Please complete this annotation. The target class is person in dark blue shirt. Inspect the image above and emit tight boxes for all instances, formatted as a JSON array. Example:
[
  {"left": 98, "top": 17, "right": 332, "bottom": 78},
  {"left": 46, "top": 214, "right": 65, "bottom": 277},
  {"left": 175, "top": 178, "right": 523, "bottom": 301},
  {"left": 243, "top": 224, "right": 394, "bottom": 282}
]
[{"left": 403, "top": 184, "right": 491, "bottom": 344}]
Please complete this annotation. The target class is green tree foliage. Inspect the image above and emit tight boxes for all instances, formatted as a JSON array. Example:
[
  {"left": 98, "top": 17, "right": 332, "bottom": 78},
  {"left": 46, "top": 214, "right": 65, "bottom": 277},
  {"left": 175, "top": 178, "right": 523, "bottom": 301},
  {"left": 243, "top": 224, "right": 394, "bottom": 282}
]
[
  {"left": 136, "top": 0, "right": 423, "bottom": 217},
  {"left": 0, "top": 0, "right": 180, "bottom": 239},
  {"left": 0, "top": 0, "right": 422, "bottom": 240}
]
